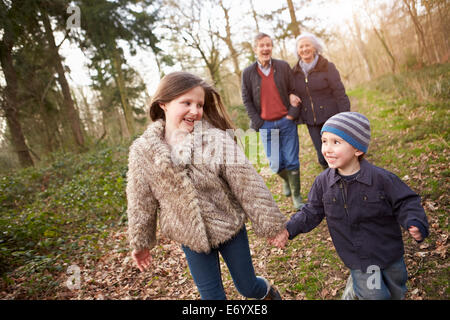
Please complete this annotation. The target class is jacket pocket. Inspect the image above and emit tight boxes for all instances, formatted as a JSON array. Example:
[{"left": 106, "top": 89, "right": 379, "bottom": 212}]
[
  {"left": 360, "top": 191, "right": 391, "bottom": 218},
  {"left": 322, "top": 191, "right": 345, "bottom": 219}
]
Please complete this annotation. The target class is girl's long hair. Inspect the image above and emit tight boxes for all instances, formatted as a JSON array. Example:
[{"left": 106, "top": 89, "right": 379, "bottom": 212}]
[{"left": 149, "top": 72, "right": 235, "bottom": 132}]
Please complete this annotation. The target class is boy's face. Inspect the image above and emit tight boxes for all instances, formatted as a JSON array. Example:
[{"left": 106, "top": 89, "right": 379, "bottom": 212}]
[{"left": 321, "top": 132, "right": 364, "bottom": 175}]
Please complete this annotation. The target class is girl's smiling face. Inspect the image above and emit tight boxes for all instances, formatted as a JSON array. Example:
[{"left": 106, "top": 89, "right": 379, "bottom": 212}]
[
  {"left": 321, "top": 131, "right": 364, "bottom": 175},
  {"left": 160, "top": 86, "right": 204, "bottom": 142}
]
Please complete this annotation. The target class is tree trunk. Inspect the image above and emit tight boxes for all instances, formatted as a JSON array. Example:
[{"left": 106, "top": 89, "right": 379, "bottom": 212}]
[
  {"left": 218, "top": 2, "right": 242, "bottom": 84},
  {"left": 0, "top": 34, "right": 34, "bottom": 167},
  {"left": 402, "top": 0, "right": 433, "bottom": 64},
  {"left": 372, "top": 27, "right": 397, "bottom": 73},
  {"left": 249, "top": 0, "right": 260, "bottom": 33},
  {"left": 112, "top": 48, "right": 134, "bottom": 137},
  {"left": 41, "top": 12, "right": 85, "bottom": 149},
  {"left": 423, "top": 0, "right": 442, "bottom": 63},
  {"left": 286, "top": 0, "right": 301, "bottom": 38},
  {"left": 351, "top": 15, "right": 373, "bottom": 80}
]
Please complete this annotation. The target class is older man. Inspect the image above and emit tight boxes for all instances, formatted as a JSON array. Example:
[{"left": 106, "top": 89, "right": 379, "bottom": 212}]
[{"left": 241, "top": 33, "right": 303, "bottom": 210}]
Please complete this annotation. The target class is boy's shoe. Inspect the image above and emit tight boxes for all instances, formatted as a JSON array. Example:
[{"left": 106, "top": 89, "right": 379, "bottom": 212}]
[{"left": 341, "top": 275, "right": 357, "bottom": 300}]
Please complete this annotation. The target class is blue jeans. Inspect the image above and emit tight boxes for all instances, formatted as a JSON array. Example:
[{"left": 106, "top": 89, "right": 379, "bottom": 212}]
[
  {"left": 182, "top": 226, "right": 268, "bottom": 300},
  {"left": 260, "top": 117, "right": 299, "bottom": 173},
  {"left": 342, "top": 257, "right": 408, "bottom": 300}
]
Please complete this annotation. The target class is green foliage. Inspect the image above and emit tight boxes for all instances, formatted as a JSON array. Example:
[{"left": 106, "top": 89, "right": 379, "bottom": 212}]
[
  {"left": 366, "top": 63, "right": 450, "bottom": 101},
  {"left": 0, "top": 144, "right": 129, "bottom": 278},
  {"left": 227, "top": 104, "right": 250, "bottom": 131}
]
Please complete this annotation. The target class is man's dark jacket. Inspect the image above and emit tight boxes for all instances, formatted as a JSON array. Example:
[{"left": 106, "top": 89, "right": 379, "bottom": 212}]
[
  {"left": 241, "top": 59, "right": 300, "bottom": 131},
  {"left": 292, "top": 54, "right": 350, "bottom": 125}
]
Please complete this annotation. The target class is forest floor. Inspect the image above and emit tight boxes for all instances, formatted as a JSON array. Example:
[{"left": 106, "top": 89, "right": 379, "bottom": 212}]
[{"left": 0, "top": 66, "right": 449, "bottom": 300}]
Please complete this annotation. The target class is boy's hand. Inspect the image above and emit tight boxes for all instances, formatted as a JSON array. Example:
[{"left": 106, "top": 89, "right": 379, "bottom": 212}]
[
  {"left": 408, "top": 226, "right": 423, "bottom": 242},
  {"left": 268, "top": 229, "right": 290, "bottom": 249},
  {"left": 132, "top": 248, "right": 152, "bottom": 272}
]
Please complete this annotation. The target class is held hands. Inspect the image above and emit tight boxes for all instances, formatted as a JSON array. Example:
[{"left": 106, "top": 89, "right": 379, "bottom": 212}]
[
  {"left": 408, "top": 226, "right": 423, "bottom": 242},
  {"left": 268, "top": 229, "right": 290, "bottom": 249},
  {"left": 289, "top": 94, "right": 301, "bottom": 107},
  {"left": 132, "top": 248, "right": 152, "bottom": 272}
]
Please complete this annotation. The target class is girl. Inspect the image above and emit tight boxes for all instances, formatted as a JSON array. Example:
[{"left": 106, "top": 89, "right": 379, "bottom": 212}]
[{"left": 126, "top": 71, "right": 286, "bottom": 300}]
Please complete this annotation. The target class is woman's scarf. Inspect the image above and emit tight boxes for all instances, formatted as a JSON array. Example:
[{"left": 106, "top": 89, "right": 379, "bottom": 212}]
[{"left": 299, "top": 54, "right": 319, "bottom": 76}]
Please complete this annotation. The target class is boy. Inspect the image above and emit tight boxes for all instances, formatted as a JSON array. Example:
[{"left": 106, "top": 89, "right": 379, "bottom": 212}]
[{"left": 270, "top": 112, "right": 429, "bottom": 300}]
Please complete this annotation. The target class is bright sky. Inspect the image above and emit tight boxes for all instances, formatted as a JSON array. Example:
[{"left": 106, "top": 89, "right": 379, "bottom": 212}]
[{"left": 60, "top": 0, "right": 366, "bottom": 96}]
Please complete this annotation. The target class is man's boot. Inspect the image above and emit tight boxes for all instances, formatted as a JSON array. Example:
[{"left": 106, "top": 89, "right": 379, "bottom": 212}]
[
  {"left": 277, "top": 169, "right": 291, "bottom": 197},
  {"left": 287, "top": 170, "right": 304, "bottom": 210}
]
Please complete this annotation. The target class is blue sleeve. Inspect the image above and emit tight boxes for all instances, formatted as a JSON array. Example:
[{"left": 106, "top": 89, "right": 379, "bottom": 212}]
[
  {"left": 286, "top": 177, "right": 325, "bottom": 239},
  {"left": 384, "top": 172, "right": 429, "bottom": 240}
]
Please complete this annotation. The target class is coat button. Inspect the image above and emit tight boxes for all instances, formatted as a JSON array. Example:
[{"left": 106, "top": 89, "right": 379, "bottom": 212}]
[{"left": 363, "top": 195, "right": 367, "bottom": 201}]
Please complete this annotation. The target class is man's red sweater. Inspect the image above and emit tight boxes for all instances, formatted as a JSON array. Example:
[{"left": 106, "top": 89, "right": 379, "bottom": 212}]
[{"left": 257, "top": 67, "right": 288, "bottom": 121}]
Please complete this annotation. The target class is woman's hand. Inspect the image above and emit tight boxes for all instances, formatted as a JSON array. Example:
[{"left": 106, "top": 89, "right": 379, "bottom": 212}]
[
  {"left": 289, "top": 94, "right": 301, "bottom": 107},
  {"left": 132, "top": 249, "right": 152, "bottom": 272}
]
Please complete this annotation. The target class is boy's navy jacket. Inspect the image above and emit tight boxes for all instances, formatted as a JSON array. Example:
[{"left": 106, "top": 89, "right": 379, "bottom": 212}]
[{"left": 286, "top": 159, "right": 429, "bottom": 271}]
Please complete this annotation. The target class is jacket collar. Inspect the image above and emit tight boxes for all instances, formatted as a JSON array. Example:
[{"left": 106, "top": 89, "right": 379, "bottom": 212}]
[
  {"left": 141, "top": 118, "right": 217, "bottom": 169},
  {"left": 327, "top": 159, "right": 373, "bottom": 187},
  {"left": 293, "top": 54, "right": 328, "bottom": 74},
  {"left": 251, "top": 58, "right": 282, "bottom": 72}
]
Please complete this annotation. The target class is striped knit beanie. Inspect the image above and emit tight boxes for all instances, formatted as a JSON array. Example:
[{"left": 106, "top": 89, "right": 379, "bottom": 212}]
[{"left": 321, "top": 112, "right": 371, "bottom": 153}]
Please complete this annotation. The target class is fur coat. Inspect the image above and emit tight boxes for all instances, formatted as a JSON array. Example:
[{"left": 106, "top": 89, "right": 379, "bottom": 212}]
[{"left": 126, "top": 119, "right": 287, "bottom": 253}]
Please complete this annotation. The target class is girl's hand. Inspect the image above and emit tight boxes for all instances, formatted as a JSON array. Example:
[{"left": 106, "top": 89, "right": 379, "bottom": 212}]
[
  {"left": 408, "top": 226, "right": 423, "bottom": 242},
  {"left": 268, "top": 229, "right": 289, "bottom": 249},
  {"left": 132, "top": 249, "right": 152, "bottom": 272}
]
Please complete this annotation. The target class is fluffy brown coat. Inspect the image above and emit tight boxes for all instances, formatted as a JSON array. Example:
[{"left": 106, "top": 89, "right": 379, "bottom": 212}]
[{"left": 126, "top": 119, "right": 287, "bottom": 253}]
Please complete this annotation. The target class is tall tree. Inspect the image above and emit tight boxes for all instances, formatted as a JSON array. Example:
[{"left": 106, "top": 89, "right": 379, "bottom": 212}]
[
  {"left": 0, "top": 0, "right": 34, "bottom": 167},
  {"left": 350, "top": 14, "right": 373, "bottom": 80},
  {"left": 39, "top": 8, "right": 86, "bottom": 148},
  {"left": 401, "top": 0, "right": 433, "bottom": 64},
  {"left": 363, "top": 0, "right": 398, "bottom": 73},
  {"left": 77, "top": 0, "right": 160, "bottom": 137},
  {"left": 214, "top": 0, "right": 242, "bottom": 83},
  {"left": 163, "top": 0, "right": 227, "bottom": 92},
  {"left": 286, "top": 0, "right": 301, "bottom": 38}
]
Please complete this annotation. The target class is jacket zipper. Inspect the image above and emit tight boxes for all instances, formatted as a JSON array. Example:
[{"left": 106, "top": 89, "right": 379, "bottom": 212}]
[
  {"left": 304, "top": 76, "right": 317, "bottom": 124},
  {"left": 339, "top": 181, "right": 349, "bottom": 217}
]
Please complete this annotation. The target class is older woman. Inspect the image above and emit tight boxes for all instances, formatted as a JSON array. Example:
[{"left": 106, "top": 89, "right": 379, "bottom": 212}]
[{"left": 293, "top": 32, "right": 350, "bottom": 169}]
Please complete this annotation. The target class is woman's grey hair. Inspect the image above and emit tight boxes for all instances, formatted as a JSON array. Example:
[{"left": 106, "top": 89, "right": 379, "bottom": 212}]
[{"left": 295, "top": 32, "right": 324, "bottom": 59}]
